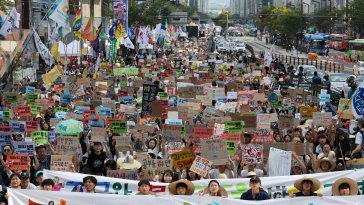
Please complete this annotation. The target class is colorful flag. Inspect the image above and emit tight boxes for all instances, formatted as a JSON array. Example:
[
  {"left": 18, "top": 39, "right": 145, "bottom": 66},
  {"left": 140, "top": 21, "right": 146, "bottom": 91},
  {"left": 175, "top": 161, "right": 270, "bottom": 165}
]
[
  {"left": 114, "top": 23, "right": 125, "bottom": 39},
  {"left": 43, "top": 65, "right": 63, "bottom": 86},
  {"left": 0, "top": 8, "right": 20, "bottom": 37},
  {"left": 34, "top": 30, "right": 55, "bottom": 66},
  {"left": 72, "top": 9, "right": 82, "bottom": 31},
  {"left": 82, "top": 16, "right": 97, "bottom": 41},
  {"left": 48, "top": 0, "right": 69, "bottom": 27}
]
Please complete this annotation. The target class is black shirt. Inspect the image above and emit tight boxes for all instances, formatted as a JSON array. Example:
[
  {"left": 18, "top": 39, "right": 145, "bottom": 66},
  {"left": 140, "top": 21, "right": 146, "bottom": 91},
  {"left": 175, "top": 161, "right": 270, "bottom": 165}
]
[
  {"left": 241, "top": 189, "right": 270, "bottom": 201},
  {"left": 86, "top": 151, "right": 108, "bottom": 175},
  {"left": 295, "top": 191, "right": 318, "bottom": 197}
]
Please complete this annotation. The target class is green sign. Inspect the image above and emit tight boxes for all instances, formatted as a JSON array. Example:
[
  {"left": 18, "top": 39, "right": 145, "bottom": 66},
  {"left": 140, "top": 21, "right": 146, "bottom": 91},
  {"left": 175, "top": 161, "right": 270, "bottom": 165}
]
[
  {"left": 3, "top": 110, "right": 11, "bottom": 121},
  {"left": 157, "top": 92, "right": 169, "bottom": 100},
  {"left": 224, "top": 121, "right": 244, "bottom": 134},
  {"left": 30, "top": 105, "right": 42, "bottom": 115},
  {"left": 113, "top": 68, "right": 122, "bottom": 76},
  {"left": 26, "top": 94, "right": 39, "bottom": 105},
  {"left": 109, "top": 121, "right": 127, "bottom": 134},
  {"left": 5, "top": 93, "right": 17, "bottom": 104},
  {"left": 226, "top": 140, "right": 237, "bottom": 156},
  {"left": 120, "top": 80, "right": 126, "bottom": 89},
  {"left": 55, "top": 107, "right": 69, "bottom": 113},
  {"left": 123, "top": 67, "right": 139, "bottom": 75},
  {"left": 31, "top": 131, "right": 49, "bottom": 145}
]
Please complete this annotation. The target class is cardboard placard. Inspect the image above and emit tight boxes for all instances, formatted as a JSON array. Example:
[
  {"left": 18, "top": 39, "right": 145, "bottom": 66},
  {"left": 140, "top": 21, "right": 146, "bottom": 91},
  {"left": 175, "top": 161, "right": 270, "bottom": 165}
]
[
  {"left": 50, "top": 155, "right": 74, "bottom": 172},
  {"left": 91, "top": 127, "right": 107, "bottom": 142},
  {"left": 224, "top": 121, "right": 244, "bottom": 134},
  {"left": 313, "top": 112, "right": 333, "bottom": 127},
  {"left": 56, "top": 136, "right": 79, "bottom": 155},
  {"left": 13, "top": 141, "right": 35, "bottom": 155},
  {"left": 262, "top": 142, "right": 313, "bottom": 158},
  {"left": 300, "top": 107, "right": 316, "bottom": 120},
  {"left": 193, "top": 128, "right": 214, "bottom": 138},
  {"left": 7, "top": 154, "right": 30, "bottom": 170},
  {"left": 278, "top": 115, "right": 294, "bottom": 129},
  {"left": 151, "top": 101, "right": 163, "bottom": 117},
  {"left": 201, "top": 139, "right": 228, "bottom": 165},
  {"left": 170, "top": 149, "right": 195, "bottom": 169},
  {"left": 189, "top": 156, "right": 213, "bottom": 177},
  {"left": 241, "top": 144, "right": 263, "bottom": 164},
  {"left": 256, "top": 114, "right": 271, "bottom": 129},
  {"left": 107, "top": 169, "right": 138, "bottom": 180},
  {"left": 141, "top": 159, "right": 172, "bottom": 180},
  {"left": 337, "top": 98, "right": 354, "bottom": 119},
  {"left": 31, "top": 131, "right": 49, "bottom": 146},
  {"left": 114, "top": 135, "right": 131, "bottom": 151}
]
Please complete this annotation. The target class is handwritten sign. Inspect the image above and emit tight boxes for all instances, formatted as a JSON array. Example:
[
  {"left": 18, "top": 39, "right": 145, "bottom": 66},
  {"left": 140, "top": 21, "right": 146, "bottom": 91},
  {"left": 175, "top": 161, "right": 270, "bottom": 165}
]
[
  {"left": 141, "top": 159, "right": 172, "bottom": 180},
  {"left": 107, "top": 169, "right": 138, "bottom": 180},
  {"left": 313, "top": 112, "right": 333, "bottom": 127},
  {"left": 193, "top": 128, "right": 214, "bottom": 138},
  {"left": 114, "top": 135, "right": 131, "bottom": 151},
  {"left": 7, "top": 154, "right": 30, "bottom": 170},
  {"left": 224, "top": 121, "right": 244, "bottom": 134},
  {"left": 56, "top": 136, "right": 79, "bottom": 155},
  {"left": 337, "top": 98, "right": 354, "bottom": 119},
  {"left": 91, "top": 127, "right": 106, "bottom": 142},
  {"left": 201, "top": 139, "right": 228, "bottom": 165},
  {"left": 170, "top": 149, "right": 195, "bottom": 169},
  {"left": 262, "top": 142, "right": 313, "bottom": 158},
  {"left": 242, "top": 144, "right": 263, "bottom": 164},
  {"left": 50, "top": 155, "right": 73, "bottom": 172},
  {"left": 190, "top": 156, "right": 213, "bottom": 177},
  {"left": 109, "top": 120, "right": 127, "bottom": 134},
  {"left": 31, "top": 131, "right": 49, "bottom": 146},
  {"left": 13, "top": 141, "right": 35, "bottom": 155}
]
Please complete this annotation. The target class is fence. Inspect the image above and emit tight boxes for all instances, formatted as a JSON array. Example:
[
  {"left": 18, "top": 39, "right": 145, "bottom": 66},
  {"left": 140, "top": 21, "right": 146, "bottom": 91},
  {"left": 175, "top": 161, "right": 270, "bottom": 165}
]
[{"left": 272, "top": 54, "right": 346, "bottom": 73}]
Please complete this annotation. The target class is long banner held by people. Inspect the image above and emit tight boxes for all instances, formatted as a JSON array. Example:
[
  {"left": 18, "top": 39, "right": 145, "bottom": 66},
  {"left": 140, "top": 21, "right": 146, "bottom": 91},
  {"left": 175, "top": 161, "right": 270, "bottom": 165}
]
[
  {"left": 43, "top": 169, "right": 364, "bottom": 199},
  {"left": 8, "top": 188, "right": 363, "bottom": 205}
]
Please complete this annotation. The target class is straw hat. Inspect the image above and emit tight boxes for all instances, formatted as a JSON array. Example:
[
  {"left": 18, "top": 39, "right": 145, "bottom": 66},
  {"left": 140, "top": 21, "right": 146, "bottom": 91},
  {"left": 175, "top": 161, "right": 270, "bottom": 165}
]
[
  {"left": 317, "top": 157, "right": 336, "bottom": 171},
  {"left": 294, "top": 176, "right": 321, "bottom": 192},
  {"left": 332, "top": 177, "right": 359, "bottom": 196},
  {"left": 247, "top": 171, "right": 257, "bottom": 178},
  {"left": 118, "top": 155, "right": 142, "bottom": 170},
  {"left": 168, "top": 179, "right": 195, "bottom": 195}
]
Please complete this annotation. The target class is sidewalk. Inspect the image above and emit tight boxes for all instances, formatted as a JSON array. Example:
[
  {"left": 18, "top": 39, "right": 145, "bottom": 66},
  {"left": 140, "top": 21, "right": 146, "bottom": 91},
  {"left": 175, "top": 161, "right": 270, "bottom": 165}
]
[{"left": 253, "top": 39, "right": 307, "bottom": 58}]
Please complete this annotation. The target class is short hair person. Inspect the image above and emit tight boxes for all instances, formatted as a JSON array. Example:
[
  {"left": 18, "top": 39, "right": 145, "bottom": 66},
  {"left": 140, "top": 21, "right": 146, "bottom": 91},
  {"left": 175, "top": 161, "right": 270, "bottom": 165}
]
[
  {"left": 136, "top": 179, "right": 155, "bottom": 195},
  {"left": 240, "top": 176, "right": 269, "bottom": 201}
]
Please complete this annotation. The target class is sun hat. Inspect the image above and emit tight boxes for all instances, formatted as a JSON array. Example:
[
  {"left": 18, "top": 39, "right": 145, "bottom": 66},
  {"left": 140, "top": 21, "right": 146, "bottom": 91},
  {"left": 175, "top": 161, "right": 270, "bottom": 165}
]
[
  {"left": 294, "top": 176, "right": 321, "bottom": 192},
  {"left": 168, "top": 179, "right": 195, "bottom": 195},
  {"left": 119, "top": 155, "right": 142, "bottom": 170},
  {"left": 317, "top": 157, "right": 336, "bottom": 171},
  {"left": 332, "top": 177, "right": 359, "bottom": 196}
]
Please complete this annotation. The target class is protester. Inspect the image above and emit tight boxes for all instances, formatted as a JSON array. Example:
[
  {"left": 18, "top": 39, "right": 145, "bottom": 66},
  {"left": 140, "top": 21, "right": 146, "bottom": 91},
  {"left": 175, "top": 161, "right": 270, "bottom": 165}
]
[
  {"left": 199, "top": 180, "right": 228, "bottom": 197},
  {"left": 77, "top": 176, "right": 98, "bottom": 193},
  {"left": 291, "top": 176, "right": 322, "bottom": 197},
  {"left": 240, "top": 176, "right": 269, "bottom": 201},
  {"left": 40, "top": 179, "right": 55, "bottom": 191},
  {"left": 332, "top": 177, "right": 359, "bottom": 196},
  {"left": 136, "top": 179, "right": 155, "bottom": 195},
  {"left": 168, "top": 179, "right": 195, "bottom": 195}
]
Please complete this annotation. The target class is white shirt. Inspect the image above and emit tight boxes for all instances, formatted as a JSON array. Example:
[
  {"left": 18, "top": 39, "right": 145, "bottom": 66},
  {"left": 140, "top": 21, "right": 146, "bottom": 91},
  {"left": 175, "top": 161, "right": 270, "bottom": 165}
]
[
  {"left": 318, "top": 151, "right": 336, "bottom": 161},
  {"left": 355, "top": 132, "right": 364, "bottom": 157},
  {"left": 240, "top": 169, "right": 264, "bottom": 177},
  {"left": 209, "top": 168, "right": 235, "bottom": 179}
]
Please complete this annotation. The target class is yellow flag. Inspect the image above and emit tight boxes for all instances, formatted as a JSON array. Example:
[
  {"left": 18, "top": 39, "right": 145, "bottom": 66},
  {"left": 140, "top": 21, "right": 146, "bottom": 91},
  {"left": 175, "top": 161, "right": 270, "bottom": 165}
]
[
  {"left": 43, "top": 65, "right": 63, "bottom": 86},
  {"left": 50, "top": 42, "right": 60, "bottom": 62},
  {"left": 114, "top": 23, "right": 125, "bottom": 39},
  {"left": 93, "top": 69, "right": 98, "bottom": 79},
  {"left": 74, "top": 30, "right": 82, "bottom": 40},
  {"left": 82, "top": 67, "right": 88, "bottom": 78}
]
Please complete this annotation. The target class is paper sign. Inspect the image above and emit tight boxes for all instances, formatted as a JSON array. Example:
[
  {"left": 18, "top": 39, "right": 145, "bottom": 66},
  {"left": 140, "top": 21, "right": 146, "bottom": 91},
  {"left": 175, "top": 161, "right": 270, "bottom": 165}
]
[
  {"left": 256, "top": 114, "right": 271, "bottom": 129},
  {"left": 31, "top": 131, "right": 49, "bottom": 145},
  {"left": 141, "top": 159, "right": 172, "bottom": 180},
  {"left": 7, "top": 154, "right": 30, "bottom": 170},
  {"left": 227, "top": 92, "right": 238, "bottom": 100},
  {"left": 268, "top": 147, "right": 292, "bottom": 177},
  {"left": 13, "top": 141, "right": 35, "bottom": 155},
  {"left": 170, "top": 149, "right": 195, "bottom": 169},
  {"left": 300, "top": 107, "right": 316, "bottom": 120},
  {"left": 26, "top": 121, "right": 39, "bottom": 132},
  {"left": 241, "top": 144, "right": 263, "bottom": 164},
  {"left": 193, "top": 128, "right": 214, "bottom": 138},
  {"left": 224, "top": 121, "right": 244, "bottom": 134},
  {"left": 91, "top": 127, "right": 106, "bottom": 142},
  {"left": 114, "top": 135, "right": 131, "bottom": 151},
  {"left": 337, "top": 98, "right": 354, "bottom": 119},
  {"left": 9, "top": 120, "right": 26, "bottom": 133},
  {"left": 0, "top": 131, "right": 13, "bottom": 146},
  {"left": 262, "top": 142, "right": 313, "bottom": 158},
  {"left": 313, "top": 112, "right": 333, "bottom": 127},
  {"left": 50, "top": 155, "right": 73, "bottom": 172},
  {"left": 107, "top": 169, "right": 138, "bottom": 180},
  {"left": 109, "top": 120, "right": 127, "bottom": 134},
  {"left": 15, "top": 106, "right": 32, "bottom": 117},
  {"left": 201, "top": 139, "right": 228, "bottom": 165},
  {"left": 5, "top": 93, "right": 17, "bottom": 104},
  {"left": 226, "top": 140, "right": 237, "bottom": 156},
  {"left": 56, "top": 136, "right": 79, "bottom": 155},
  {"left": 190, "top": 156, "right": 213, "bottom": 177}
]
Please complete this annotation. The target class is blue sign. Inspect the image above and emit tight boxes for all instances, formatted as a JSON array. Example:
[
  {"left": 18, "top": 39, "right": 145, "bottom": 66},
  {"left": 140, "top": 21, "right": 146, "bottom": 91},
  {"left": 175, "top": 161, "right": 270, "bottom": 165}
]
[
  {"left": 121, "top": 96, "right": 133, "bottom": 104},
  {"left": 61, "top": 92, "right": 72, "bottom": 104},
  {"left": 26, "top": 86, "right": 36, "bottom": 93},
  {"left": 55, "top": 111, "right": 67, "bottom": 119},
  {"left": 165, "top": 119, "right": 183, "bottom": 125},
  {"left": 352, "top": 86, "right": 364, "bottom": 118},
  {"left": 216, "top": 96, "right": 228, "bottom": 103},
  {"left": 97, "top": 106, "right": 112, "bottom": 117},
  {"left": 88, "top": 119, "right": 105, "bottom": 128},
  {"left": 75, "top": 106, "right": 90, "bottom": 115},
  {"left": 48, "top": 131, "right": 60, "bottom": 142}
]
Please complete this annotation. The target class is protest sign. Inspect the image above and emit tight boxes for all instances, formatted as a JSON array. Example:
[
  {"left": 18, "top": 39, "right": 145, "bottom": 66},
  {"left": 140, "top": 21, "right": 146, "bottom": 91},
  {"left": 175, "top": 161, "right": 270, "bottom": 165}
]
[
  {"left": 114, "top": 135, "right": 131, "bottom": 151},
  {"left": 107, "top": 169, "right": 138, "bottom": 180},
  {"left": 26, "top": 93, "right": 39, "bottom": 105},
  {"left": 300, "top": 107, "right": 315, "bottom": 120},
  {"left": 201, "top": 139, "right": 228, "bottom": 165},
  {"left": 278, "top": 115, "right": 294, "bottom": 129},
  {"left": 31, "top": 131, "right": 49, "bottom": 145},
  {"left": 91, "top": 127, "right": 107, "bottom": 142},
  {"left": 337, "top": 98, "right": 354, "bottom": 119},
  {"left": 9, "top": 120, "right": 26, "bottom": 133},
  {"left": 224, "top": 121, "right": 244, "bottom": 134},
  {"left": 161, "top": 124, "right": 183, "bottom": 142},
  {"left": 189, "top": 156, "right": 213, "bottom": 177},
  {"left": 268, "top": 147, "right": 292, "bottom": 176},
  {"left": 142, "top": 84, "right": 158, "bottom": 115},
  {"left": 141, "top": 159, "right": 172, "bottom": 180},
  {"left": 170, "top": 149, "right": 195, "bottom": 169},
  {"left": 241, "top": 144, "right": 263, "bottom": 164},
  {"left": 256, "top": 114, "right": 271, "bottom": 130},
  {"left": 193, "top": 128, "right": 213, "bottom": 138},
  {"left": 50, "top": 155, "right": 74, "bottom": 172},
  {"left": 109, "top": 120, "right": 127, "bottom": 134},
  {"left": 56, "top": 136, "right": 79, "bottom": 155},
  {"left": 313, "top": 112, "right": 333, "bottom": 127},
  {"left": 7, "top": 154, "right": 30, "bottom": 170},
  {"left": 13, "top": 141, "right": 35, "bottom": 155},
  {"left": 262, "top": 142, "right": 313, "bottom": 158},
  {"left": 0, "top": 131, "right": 12, "bottom": 146},
  {"left": 14, "top": 106, "right": 32, "bottom": 118},
  {"left": 151, "top": 101, "right": 163, "bottom": 117},
  {"left": 25, "top": 121, "right": 39, "bottom": 132},
  {"left": 226, "top": 140, "right": 237, "bottom": 156},
  {"left": 5, "top": 92, "right": 17, "bottom": 104},
  {"left": 213, "top": 123, "right": 225, "bottom": 136}
]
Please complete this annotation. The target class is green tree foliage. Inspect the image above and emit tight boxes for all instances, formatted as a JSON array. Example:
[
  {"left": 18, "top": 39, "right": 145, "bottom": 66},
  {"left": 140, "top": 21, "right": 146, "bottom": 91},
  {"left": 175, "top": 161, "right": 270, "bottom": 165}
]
[
  {"left": 0, "top": 0, "right": 14, "bottom": 12},
  {"left": 350, "top": 0, "right": 364, "bottom": 34},
  {"left": 214, "top": 11, "right": 232, "bottom": 28},
  {"left": 309, "top": 7, "right": 345, "bottom": 33}
]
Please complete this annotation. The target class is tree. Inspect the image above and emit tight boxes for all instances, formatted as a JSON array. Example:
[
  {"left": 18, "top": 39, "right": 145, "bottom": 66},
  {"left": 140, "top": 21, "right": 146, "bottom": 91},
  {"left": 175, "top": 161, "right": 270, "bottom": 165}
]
[
  {"left": 309, "top": 7, "right": 345, "bottom": 33},
  {"left": 214, "top": 11, "right": 232, "bottom": 28},
  {"left": 350, "top": 0, "right": 364, "bottom": 36},
  {"left": 0, "top": 0, "right": 14, "bottom": 12}
]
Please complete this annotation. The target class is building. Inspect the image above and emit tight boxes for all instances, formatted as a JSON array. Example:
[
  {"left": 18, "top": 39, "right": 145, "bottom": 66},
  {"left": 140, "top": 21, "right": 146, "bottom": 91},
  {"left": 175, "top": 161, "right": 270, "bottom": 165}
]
[
  {"left": 189, "top": 0, "right": 208, "bottom": 13},
  {"left": 169, "top": 12, "right": 188, "bottom": 25},
  {"left": 229, "top": 0, "right": 245, "bottom": 18}
]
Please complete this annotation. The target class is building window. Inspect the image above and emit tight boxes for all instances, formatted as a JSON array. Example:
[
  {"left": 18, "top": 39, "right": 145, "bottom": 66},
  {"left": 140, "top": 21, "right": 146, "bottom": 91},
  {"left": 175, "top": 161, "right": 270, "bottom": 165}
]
[{"left": 173, "top": 18, "right": 180, "bottom": 21}]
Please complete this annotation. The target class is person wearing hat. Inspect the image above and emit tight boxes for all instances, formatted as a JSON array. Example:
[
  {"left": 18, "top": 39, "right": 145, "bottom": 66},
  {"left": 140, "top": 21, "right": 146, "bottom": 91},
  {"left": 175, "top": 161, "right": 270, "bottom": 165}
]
[
  {"left": 199, "top": 180, "right": 228, "bottom": 197},
  {"left": 20, "top": 172, "right": 37, "bottom": 190},
  {"left": 34, "top": 170, "right": 43, "bottom": 186},
  {"left": 332, "top": 177, "right": 359, "bottom": 196},
  {"left": 240, "top": 176, "right": 269, "bottom": 201},
  {"left": 117, "top": 155, "right": 142, "bottom": 170},
  {"left": 312, "top": 157, "right": 336, "bottom": 173},
  {"left": 136, "top": 179, "right": 155, "bottom": 195},
  {"left": 290, "top": 176, "right": 322, "bottom": 197},
  {"left": 168, "top": 179, "right": 195, "bottom": 195}
]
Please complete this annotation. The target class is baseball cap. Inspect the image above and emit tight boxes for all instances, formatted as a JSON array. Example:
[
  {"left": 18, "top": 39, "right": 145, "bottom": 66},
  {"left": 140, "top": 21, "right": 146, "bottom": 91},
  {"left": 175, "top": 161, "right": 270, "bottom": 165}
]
[
  {"left": 249, "top": 176, "right": 261, "bottom": 184},
  {"left": 20, "top": 172, "right": 29, "bottom": 179}
]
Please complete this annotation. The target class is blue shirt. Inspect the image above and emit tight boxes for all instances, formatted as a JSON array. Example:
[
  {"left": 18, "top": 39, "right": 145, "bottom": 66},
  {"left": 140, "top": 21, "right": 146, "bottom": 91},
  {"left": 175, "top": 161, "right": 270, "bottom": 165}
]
[{"left": 241, "top": 189, "right": 270, "bottom": 201}]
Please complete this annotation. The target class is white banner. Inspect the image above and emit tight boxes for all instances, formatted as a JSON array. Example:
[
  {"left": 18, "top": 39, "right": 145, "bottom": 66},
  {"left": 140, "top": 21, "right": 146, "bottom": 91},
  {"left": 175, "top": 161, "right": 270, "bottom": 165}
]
[
  {"left": 0, "top": 8, "right": 20, "bottom": 37},
  {"left": 34, "top": 31, "right": 55, "bottom": 66},
  {"left": 43, "top": 169, "right": 364, "bottom": 199},
  {"left": 48, "top": 0, "right": 69, "bottom": 27},
  {"left": 8, "top": 188, "right": 364, "bottom": 205}
]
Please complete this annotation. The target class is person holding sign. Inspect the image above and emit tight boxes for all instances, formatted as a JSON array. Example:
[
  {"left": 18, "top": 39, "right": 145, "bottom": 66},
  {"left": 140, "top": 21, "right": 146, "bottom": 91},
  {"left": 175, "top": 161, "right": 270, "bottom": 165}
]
[
  {"left": 332, "top": 177, "right": 360, "bottom": 196},
  {"left": 168, "top": 179, "right": 195, "bottom": 195},
  {"left": 86, "top": 141, "right": 111, "bottom": 175},
  {"left": 240, "top": 176, "right": 269, "bottom": 201},
  {"left": 199, "top": 180, "right": 228, "bottom": 197},
  {"left": 290, "top": 176, "right": 322, "bottom": 197}
]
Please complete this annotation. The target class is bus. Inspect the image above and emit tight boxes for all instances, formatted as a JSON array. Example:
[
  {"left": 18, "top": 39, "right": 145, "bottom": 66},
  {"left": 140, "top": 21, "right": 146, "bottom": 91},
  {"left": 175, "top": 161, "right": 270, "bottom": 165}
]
[
  {"left": 329, "top": 34, "right": 354, "bottom": 51},
  {"left": 305, "top": 34, "right": 326, "bottom": 55},
  {"left": 347, "top": 39, "right": 364, "bottom": 61}
]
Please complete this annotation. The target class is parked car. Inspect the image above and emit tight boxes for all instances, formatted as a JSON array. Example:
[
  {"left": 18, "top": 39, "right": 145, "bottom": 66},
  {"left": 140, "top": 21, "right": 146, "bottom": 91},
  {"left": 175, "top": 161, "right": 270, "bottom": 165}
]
[
  {"left": 236, "top": 43, "right": 246, "bottom": 53},
  {"left": 328, "top": 73, "right": 351, "bottom": 94}
]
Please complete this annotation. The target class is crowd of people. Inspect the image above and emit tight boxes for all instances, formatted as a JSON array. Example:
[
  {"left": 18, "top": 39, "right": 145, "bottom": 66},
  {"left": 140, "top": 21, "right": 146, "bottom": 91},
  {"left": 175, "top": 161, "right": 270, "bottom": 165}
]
[{"left": 0, "top": 26, "right": 362, "bottom": 204}]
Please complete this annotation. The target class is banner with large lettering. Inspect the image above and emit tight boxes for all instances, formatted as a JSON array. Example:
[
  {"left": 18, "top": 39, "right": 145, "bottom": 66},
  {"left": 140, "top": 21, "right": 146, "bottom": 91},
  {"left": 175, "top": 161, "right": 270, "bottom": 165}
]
[
  {"left": 48, "top": 0, "right": 69, "bottom": 27},
  {"left": 34, "top": 31, "right": 55, "bottom": 66},
  {"left": 8, "top": 188, "right": 363, "bottom": 205},
  {"left": 43, "top": 169, "right": 364, "bottom": 199}
]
